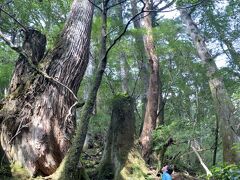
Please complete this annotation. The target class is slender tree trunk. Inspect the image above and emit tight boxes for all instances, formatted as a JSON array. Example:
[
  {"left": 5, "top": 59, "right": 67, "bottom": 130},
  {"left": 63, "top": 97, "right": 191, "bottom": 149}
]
[
  {"left": 180, "top": 9, "right": 240, "bottom": 164},
  {"left": 0, "top": 0, "right": 94, "bottom": 176},
  {"left": 130, "top": 0, "right": 149, "bottom": 125},
  {"left": 140, "top": 0, "right": 160, "bottom": 161}
]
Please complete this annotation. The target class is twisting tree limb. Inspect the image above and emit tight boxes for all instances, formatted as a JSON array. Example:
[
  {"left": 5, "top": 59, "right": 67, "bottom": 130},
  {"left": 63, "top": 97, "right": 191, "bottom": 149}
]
[
  {"left": 21, "top": 49, "right": 78, "bottom": 101},
  {"left": 88, "top": 0, "right": 103, "bottom": 12},
  {"left": 21, "top": 49, "right": 80, "bottom": 133}
]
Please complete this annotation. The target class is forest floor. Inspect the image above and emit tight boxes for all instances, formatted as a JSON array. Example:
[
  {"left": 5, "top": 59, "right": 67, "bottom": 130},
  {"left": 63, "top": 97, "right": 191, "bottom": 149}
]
[
  {"left": 82, "top": 133, "right": 199, "bottom": 180},
  {"left": 0, "top": 133, "right": 199, "bottom": 179}
]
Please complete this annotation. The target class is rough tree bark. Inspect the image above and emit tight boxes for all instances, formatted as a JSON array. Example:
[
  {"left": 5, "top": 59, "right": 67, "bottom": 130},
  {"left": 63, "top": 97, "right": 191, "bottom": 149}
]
[
  {"left": 57, "top": 0, "right": 146, "bottom": 178},
  {"left": 140, "top": 0, "right": 160, "bottom": 161},
  {"left": 180, "top": 8, "right": 240, "bottom": 164},
  {"left": 98, "top": 95, "right": 149, "bottom": 180},
  {"left": 0, "top": 0, "right": 93, "bottom": 176},
  {"left": 57, "top": 1, "right": 109, "bottom": 179}
]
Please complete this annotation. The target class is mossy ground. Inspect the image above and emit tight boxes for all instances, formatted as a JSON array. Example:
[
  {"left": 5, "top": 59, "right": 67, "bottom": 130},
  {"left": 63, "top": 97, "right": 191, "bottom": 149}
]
[
  {"left": 0, "top": 162, "right": 31, "bottom": 180},
  {"left": 118, "top": 149, "right": 156, "bottom": 180}
]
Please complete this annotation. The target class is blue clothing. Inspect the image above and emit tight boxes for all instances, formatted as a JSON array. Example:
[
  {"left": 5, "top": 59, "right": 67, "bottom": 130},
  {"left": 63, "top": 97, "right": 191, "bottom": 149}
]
[{"left": 162, "top": 172, "right": 172, "bottom": 180}]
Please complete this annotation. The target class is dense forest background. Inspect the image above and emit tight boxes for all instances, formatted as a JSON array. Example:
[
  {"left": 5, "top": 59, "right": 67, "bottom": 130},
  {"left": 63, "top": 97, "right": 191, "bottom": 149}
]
[{"left": 0, "top": 0, "right": 240, "bottom": 179}]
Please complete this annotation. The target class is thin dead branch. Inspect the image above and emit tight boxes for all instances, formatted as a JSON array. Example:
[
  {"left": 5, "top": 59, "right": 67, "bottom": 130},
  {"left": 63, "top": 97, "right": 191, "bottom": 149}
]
[{"left": 191, "top": 145, "right": 212, "bottom": 176}]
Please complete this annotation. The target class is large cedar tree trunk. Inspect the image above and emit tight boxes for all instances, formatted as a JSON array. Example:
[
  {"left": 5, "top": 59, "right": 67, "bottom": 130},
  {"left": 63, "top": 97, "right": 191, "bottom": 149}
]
[
  {"left": 180, "top": 9, "right": 240, "bottom": 164},
  {"left": 0, "top": 0, "right": 93, "bottom": 175},
  {"left": 57, "top": 1, "right": 109, "bottom": 179},
  {"left": 140, "top": 0, "right": 160, "bottom": 161}
]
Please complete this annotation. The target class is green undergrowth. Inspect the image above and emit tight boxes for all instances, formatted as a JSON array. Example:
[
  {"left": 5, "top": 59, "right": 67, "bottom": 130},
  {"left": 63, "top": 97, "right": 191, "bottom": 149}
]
[
  {"left": 207, "top": 163, "right": 240, "bottom": 180},
  {"left": 0, "top": 162, "right": 30, "bottom": 180}
]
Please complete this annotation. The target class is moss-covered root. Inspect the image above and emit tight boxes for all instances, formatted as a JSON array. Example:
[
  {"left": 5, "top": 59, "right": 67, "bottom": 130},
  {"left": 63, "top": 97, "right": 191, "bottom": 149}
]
[
  {"left": 44, "top": 157, "right": 90, "bottom": 180},
  {"left": 98, "top": 148, "right": 151, "bottom": 180},
  {"left": 117, "top": 149, "right": 151, "bottom": 180}
]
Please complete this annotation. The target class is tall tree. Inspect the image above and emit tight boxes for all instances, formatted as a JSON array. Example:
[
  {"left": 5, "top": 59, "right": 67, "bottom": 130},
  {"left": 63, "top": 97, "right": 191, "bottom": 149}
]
[
  {"left": 131, "top": 0, "right": 149, "bottom": 124},
  {"left": 180, "top": 8, "right": 240, "bottom": 164},
  {"left": 0, "top": 0, "right": 94, "bottom": 175},
  {"left": 140, "top": 0, "right": 160, "bottom": 161}
]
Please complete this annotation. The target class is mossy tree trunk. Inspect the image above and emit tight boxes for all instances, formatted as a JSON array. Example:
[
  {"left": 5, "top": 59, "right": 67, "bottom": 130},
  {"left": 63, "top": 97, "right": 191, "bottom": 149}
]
[
  {"left": 0, "top": 0, "right": 93, "bottom": 176},
  {"left": 98, "top": 95, "right": 149, "bottom": 180},
  {"left": 180, "top": 8, "right": 240, "bottom": 164}
]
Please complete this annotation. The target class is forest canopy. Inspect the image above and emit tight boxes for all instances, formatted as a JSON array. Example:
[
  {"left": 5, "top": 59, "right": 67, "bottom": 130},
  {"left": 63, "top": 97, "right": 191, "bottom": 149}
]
[{"left": 0, "top": 0, "right": 240, "bottom": 179}]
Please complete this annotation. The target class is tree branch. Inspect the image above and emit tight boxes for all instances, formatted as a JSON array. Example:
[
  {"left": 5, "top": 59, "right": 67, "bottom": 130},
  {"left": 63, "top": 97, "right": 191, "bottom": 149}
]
[
  {"left": 0, "top": 0, "right": 13, "bottom": 8},
  {"left": 191, "top": 145, "right": 212, "bottom": 176},
  {"left": 174, "top": 0, "right": 206, "bottom": 13},
  {"left": 106, "top": 0, "right": 127, "bottom": 10},
  {"left": 153, "top": 0, "right": 164, "bottom": 9},
  {"left": 21, "top": 50, "right": 80, "bottom": 140},
  {"left": 155, "top": 0, "right": 175, "bottom": 12},
  {"left": 88, "top": 0, "right": 103, "bottom": 12},
  {"left": 105, "top": 0, "right": 146, "bottom": 57},
  {"left": 0, "top": 5, "right": 27, "bottom": 31},
  {"left": 143, "top": 0, "right": 206, "bottom": 14}
]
